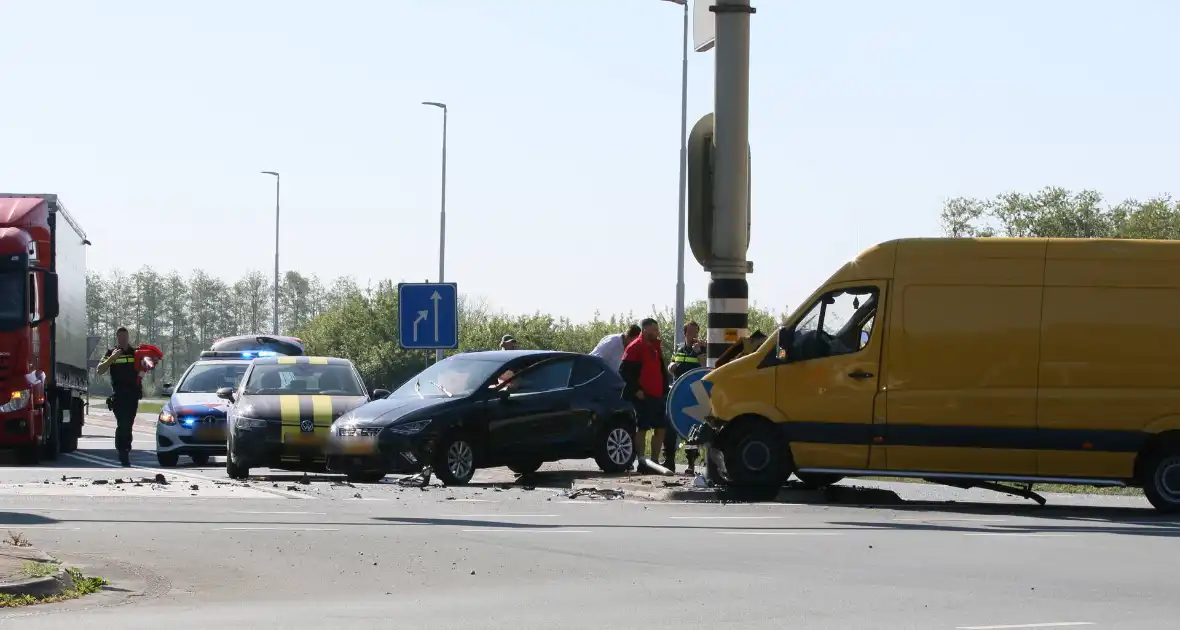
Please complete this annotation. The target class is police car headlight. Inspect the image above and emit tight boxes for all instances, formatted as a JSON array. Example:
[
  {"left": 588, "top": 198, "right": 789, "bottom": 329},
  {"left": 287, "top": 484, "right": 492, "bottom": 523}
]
[
  {"left": 388, "top": 418, "right": 431, "bottom": 435},
  {"left": 0, "top": 390, "right": 30, "bottom": 413},
  {"left": 158, "top": 411, "right": 176, "bottom": 425}
]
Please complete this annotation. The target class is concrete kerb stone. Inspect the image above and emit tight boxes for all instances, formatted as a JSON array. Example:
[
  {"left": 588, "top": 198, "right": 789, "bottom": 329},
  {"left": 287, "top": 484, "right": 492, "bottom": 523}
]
[{"left": 0, "top": 546, "right": 73, "bottom": 599}]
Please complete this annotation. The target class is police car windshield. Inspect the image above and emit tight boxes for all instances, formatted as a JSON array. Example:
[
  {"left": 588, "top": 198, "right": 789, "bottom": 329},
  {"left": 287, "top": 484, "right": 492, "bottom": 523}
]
[
  {"left": 0, "top": 272, "right": 25, "bottom": 331},
  {"left": 243, "top": 364, "right": 363, "bottom": 397},
  {"left": 177, "top": 362, "right": 248, "bottom": 394}
]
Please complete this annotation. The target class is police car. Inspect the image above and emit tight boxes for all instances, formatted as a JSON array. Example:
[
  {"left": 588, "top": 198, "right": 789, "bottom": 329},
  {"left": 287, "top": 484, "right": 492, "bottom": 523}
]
[{"left": 156, "top": 335, "right": 305, "bottom": 467}]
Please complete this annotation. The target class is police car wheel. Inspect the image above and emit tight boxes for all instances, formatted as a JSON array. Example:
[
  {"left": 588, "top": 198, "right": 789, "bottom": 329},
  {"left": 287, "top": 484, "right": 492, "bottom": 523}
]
[{"left": 157, "top": 452, "right": 179, "bottom": 467}]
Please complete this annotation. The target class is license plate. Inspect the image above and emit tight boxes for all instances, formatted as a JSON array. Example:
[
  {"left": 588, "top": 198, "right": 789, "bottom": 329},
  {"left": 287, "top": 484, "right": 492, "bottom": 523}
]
[
  {"left": 195, "top": 427, "right": 226, "bottom": 441},
  {"left": 282, "top": 429, "right": 324, "bottom": 446},
  {"left": 340, "top": 438, "right": 377, "bottom": 455}
]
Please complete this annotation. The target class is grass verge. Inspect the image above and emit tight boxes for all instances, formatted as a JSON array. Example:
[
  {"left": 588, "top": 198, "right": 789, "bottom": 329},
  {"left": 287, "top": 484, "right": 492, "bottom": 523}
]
[
  {"left": 0, "top": 568, "right": 108, "bottom": 608},
  {"left": 21, "top": 561, "right": 57, "bottom": 579}
]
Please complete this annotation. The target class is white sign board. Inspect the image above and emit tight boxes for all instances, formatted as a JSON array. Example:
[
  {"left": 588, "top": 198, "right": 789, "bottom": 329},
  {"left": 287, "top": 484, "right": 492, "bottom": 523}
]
[{"left": 693, "top": 0, "right": 716, "bottom": 52}]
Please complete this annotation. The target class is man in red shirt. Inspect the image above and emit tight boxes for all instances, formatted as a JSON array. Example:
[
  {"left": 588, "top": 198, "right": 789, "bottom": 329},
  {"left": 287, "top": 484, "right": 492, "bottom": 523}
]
[{"left": 619, "top": 318, "right": 671, "bottom": 472}]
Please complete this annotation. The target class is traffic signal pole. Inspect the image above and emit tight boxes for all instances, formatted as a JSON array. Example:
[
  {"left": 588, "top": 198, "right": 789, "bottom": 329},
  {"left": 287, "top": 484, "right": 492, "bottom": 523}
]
[{"left": 705, "top": 0, "right": 754, "bottom": 367}]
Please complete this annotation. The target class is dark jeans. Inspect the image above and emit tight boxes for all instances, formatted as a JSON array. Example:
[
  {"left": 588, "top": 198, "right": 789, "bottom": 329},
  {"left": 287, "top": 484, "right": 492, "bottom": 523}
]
[{"left": 111, "top": 392, "right": 140, "bottom": 453}]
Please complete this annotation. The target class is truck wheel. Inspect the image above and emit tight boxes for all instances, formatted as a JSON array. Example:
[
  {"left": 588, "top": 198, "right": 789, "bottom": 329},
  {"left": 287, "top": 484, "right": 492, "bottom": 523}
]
[
  {"left": 157, "top": 452, "right": 180, "bottom": 467},
  {"left": 41, "top": 399, "right": 61, "bottom": 461},
  {"left": 721, "top": 422, "right": 789, "bottom": 488},
  {"left": 1143, "top": 447, "right": 1180, "bottom": 514},
  {"left": 60, "top": 397, "right": 81, "bottom": 454}
]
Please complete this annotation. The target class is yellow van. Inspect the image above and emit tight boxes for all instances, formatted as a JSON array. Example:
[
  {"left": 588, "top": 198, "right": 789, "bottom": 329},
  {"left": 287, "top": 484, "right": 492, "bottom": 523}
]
[{"left": 697, "top": 237, "right": 1180, "bottom": 513}]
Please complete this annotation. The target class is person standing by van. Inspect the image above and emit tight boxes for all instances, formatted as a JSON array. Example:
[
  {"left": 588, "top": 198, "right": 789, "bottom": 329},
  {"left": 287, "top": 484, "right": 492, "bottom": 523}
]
[
  {"left": 619, "top": 318, "right": 670, "bottom": 472},
  {"left": 96, "top": 327, "right": 140, "bottom": 467},
  {"left": 665, "top": 321, "right": 706, "bottom": 472}
]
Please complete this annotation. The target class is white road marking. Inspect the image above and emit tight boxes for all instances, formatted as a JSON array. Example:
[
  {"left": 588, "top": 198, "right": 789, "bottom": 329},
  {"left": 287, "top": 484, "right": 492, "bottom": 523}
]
[
  {"left": 716, "top": 531, "right": 843, "bottom": 536},
  {"left": 892, "top": 517, "right": 1007, "bottom": 523},
  {"left": 669, "top": 516, "right": 783, "bottom": 520},
  {"left": 216, "top": 527, "right": 340, "bottom": 532},
  {"left": 0, "top": 526, "right": 82, "bottom": 531},
  {"left": 445, "top": 514, "right": 559, "bottom": 519},
  {"left": 232, "top": 511, "right": 327, "bottom": 516},
  {"left": 956, "top": 622, "right": 1095, "bottom": 629},
  {"left": 462, "top": 529, "right": 591, "bottom": 533},
  {"left": 64, "top": 451, "right": 314, "bottom": 501},
  {"left": 964, "top": 533, "right": 1074, "bottom": 538},
  {"left": 446, "top": 499, "right": 496, "bottom": 503}
]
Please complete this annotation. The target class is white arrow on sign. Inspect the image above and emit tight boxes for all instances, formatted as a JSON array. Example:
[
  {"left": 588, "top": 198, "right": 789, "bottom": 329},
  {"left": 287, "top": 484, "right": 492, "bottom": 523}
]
[
  {"left": 683, "top": 380, "right": 711, "bottom": 423},
  {"left": 430, "top": 291, "right": 442, "bottom": 342},
  {"left": 412, "top": 310, "right": 428, "bottom": 342}
]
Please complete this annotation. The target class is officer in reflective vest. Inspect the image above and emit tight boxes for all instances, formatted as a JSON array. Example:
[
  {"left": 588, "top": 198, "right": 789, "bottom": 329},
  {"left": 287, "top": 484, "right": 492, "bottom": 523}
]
[
  {"left": 96, "top": 327, "right": 140, "bottom": 466},
  {"left": 664, "top": 321, "right": 706, "bottom": 473}
]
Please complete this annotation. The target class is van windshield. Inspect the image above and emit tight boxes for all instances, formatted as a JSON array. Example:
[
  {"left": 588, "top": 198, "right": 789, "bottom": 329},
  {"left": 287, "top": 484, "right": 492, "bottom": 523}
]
[{"left": 0, "top": 272, "right": 26, "bottom": 331}]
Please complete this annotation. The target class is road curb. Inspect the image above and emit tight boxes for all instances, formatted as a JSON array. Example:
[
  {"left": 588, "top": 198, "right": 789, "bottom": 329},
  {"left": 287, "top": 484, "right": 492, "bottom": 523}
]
[{"left": 0, "top": 548, "right": 73, "bottom": 599}]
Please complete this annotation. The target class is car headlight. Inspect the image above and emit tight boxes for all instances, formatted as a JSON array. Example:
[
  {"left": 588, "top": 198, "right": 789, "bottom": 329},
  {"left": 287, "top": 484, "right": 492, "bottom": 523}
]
[
  {"left": 158, "top": 411, "right": 176, "bottom": 425},
  {"left": 235, "top": 416, "right": 267, "bottom": 429},
  {"left": 388, "top": 418, "right": 432, "bottom": 435},
  {"left": 0, "top": 390, "right": 30, "bottom": 414}
]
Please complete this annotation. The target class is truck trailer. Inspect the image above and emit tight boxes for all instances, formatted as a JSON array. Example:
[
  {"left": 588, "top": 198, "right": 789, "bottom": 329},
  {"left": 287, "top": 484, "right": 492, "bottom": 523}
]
[{"left": 0, "top": 194, "right": 89, "bottom": 463}]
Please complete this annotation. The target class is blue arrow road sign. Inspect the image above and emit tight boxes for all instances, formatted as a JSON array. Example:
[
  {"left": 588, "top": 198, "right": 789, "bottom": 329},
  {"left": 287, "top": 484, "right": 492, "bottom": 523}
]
[
  {"left": 666, "top": 367, "right": 713, "bottom": 440},
  {"left": 397, "top": 283, "right": 459, "bottom": 350}
]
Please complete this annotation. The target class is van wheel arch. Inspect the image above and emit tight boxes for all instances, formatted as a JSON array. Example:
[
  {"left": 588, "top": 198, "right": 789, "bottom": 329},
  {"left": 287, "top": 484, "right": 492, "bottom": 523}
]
[{"left": 1135, "top": 431, "right": 1180, "bottom": 485}]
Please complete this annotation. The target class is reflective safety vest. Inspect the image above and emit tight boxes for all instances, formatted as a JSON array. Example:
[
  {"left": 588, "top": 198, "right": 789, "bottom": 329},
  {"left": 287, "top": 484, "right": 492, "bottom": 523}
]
[{"left": 106, "top": 348, "right": 139, "bottom": 392}]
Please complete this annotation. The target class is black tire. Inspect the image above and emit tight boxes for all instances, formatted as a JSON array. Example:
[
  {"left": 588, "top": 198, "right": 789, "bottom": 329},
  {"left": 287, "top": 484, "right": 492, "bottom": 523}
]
[
  {"left": 347, "top": 471, "right": 388, "bottom": 484},
  {"left": 508, "top": 461, "right": 543, "bottom": 476},
  {"left": 794, "top": 472, "right": 844, "bottom": 489},
  {"left": 41, "top": 399, "right": 60, "bottom": 461},
  {"left": 157, "top": 452, "right": 180, "bottom": 467},
  {"left": 60, "top": 398, "right": 81, "bottom": 454},
  {"left": 189, "top": 453, "right": 211, "bottom": 466},
  {"left": 226, "top": 450, "right": 250, "bottom": 480},
  {"left": 594, "top": 419, "right": 636, "bottom": 473},
  {"left": 432, "top": 433, "right": 477, "bottom": 486},
  {"left": 705, "top": 447, "right": 726, "bottom": 485},
  {"left": 1142, "top": 447, "right": 1180, "bottom": 514},
  {"left": 16, "top": 445, "right": 40, "bottom": 466},
  {"left": 721, "top": 421, "right": 789, "bottom": 488}
]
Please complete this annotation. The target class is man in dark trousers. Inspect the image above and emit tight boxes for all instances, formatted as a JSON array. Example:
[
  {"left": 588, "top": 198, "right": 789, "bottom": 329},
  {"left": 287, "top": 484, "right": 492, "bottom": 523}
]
[
  {"left": 96, "top": 327, "right": 140, "bottom": 466},
  {"left": 619, "top": 318, "right": 671, "bottom": 473},
  {"left": 665, "top": 320, "right": 706, "bottom": 473}
]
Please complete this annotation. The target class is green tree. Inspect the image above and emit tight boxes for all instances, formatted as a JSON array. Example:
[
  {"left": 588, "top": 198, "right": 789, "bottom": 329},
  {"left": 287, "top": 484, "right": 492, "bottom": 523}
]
[{"left": 940, "top": 187, "right": 1179, "bottom": 240}]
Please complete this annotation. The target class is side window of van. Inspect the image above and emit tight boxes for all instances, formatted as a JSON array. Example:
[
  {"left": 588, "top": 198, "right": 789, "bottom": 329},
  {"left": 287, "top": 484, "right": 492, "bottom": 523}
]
[{"left": 788, "top": 287, "right": 879, "bottom": 361}]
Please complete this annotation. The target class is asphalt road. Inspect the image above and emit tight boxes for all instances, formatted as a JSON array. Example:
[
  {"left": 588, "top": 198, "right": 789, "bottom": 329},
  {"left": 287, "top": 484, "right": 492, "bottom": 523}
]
[{"left": 0, "top": 411, "right": 1176, "bottom": 629}]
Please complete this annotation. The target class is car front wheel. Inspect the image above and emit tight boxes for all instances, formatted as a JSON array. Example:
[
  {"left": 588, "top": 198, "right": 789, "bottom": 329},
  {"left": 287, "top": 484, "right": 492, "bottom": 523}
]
[
  {"left": 433, "top": 434, "right": 477, "bottom": 486},
  {"left": 226, "top": 450, "right": 250, "bottom": 480},
  {"left": 594, "top": 419, "right": 635, "bottom": 474}
]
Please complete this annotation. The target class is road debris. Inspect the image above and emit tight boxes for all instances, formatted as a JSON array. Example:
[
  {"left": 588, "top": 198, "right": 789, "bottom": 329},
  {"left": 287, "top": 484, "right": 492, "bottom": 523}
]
[
  {"left": 189, "top": 484, "right": 200, "bottom": 491},
  {"left": 564, "top": 487, "right": 624, "bottom": 501},
  {"left": 91, "top": 479, "right": 108, "bottom": 486},
  {"left": 154, "top": 474, "right": 168, "bottom": 485}
]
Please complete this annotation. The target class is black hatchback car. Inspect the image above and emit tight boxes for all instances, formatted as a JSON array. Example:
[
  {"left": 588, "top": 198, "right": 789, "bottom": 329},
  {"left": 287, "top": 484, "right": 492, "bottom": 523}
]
[{"left": 326, "top": 350, "right": 637, "bottom": 485}]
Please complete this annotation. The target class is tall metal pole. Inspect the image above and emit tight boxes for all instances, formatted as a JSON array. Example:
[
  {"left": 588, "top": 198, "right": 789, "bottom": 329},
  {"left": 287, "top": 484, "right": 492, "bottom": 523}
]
[
  {"left": 422, "top": 102, "right": 448, "bottom": 363},
  {"left": 261, "top": 171, "right": 281, "bottom": 335},
  {"left": 705, "top": 0, "right": 753, "bottom": 368},
  {"left": 674, "top": 0, "right": 690, "bottom": 348}
]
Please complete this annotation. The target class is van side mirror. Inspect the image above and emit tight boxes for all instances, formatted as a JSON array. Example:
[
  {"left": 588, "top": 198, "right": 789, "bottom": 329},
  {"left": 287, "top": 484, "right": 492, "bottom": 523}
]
[
  {"left": 371, "top": 389, "right": 390, "bottom": 400},
  {"left": 216, "top": 387, "right": 235, "bottom": 401},
  {"left": 42, "top": 272, "right": 60, "bottom": 321}
]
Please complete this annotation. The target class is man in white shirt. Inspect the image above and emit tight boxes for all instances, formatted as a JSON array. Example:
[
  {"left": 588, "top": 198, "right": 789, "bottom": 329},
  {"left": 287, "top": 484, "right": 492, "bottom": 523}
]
[{"left": 589, "top": 324, "right": 641, "bottom": 374}]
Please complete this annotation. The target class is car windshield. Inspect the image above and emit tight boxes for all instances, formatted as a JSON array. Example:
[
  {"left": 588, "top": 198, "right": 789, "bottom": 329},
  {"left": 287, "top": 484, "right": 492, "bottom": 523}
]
[
  {"left": 0, "top": 272, "right": 26, "bottom": 331},
  {"left": 391, "top": 356, "right": 507, "bottom": 399},
  {"left": 243, "top": 363, "right": 363, "bottom": 396},
  {"left": 177, "top": 362, "right": 249, "bottom": 393}
]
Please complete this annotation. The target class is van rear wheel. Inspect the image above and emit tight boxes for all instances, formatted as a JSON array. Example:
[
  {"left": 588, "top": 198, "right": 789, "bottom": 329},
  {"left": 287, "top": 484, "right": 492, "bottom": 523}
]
[
  {"left": 722, "top": 422, "right": 788, "bottom": 488},
  {"left": 1143, "top": 448, "right": 1180, "bottom": 514}
]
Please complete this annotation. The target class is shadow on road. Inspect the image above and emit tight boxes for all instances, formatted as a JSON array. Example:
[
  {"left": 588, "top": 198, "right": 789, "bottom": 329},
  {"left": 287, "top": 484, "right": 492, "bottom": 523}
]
[{"left": 0, "top": 512, "right": 59, "bottom": 526}]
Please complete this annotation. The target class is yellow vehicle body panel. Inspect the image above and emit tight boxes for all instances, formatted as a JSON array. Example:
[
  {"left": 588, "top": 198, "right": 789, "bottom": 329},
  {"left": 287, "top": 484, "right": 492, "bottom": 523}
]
[{"left": 705, "top": 237, "right": 1180, "bottom": 485}]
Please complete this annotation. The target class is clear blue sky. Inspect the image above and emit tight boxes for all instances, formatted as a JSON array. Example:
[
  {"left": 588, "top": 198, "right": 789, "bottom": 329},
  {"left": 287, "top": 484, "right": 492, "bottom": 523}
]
[{"left": 2, "top": 1, "right": 1176, "bottom": 321}]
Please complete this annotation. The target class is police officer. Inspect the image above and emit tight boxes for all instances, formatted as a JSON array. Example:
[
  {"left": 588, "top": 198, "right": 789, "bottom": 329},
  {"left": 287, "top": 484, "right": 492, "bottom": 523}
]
[
  {"left": 96, "top": 327, "right": 139, "bottom": 466},
  {"left": 664, "top": 321, "right": 706, "bottom": 473}
]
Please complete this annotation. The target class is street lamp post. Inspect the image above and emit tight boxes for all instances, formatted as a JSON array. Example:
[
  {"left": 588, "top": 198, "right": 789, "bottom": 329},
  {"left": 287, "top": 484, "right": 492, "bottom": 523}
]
[
  {"left": 422, "top": 101, "right": 448, "bottom": 363},
  {"left": 261, "top": 171, "right": 280, "bottom": 335},
  {"left": 663, "top": 0, "right": 691, "bottom": 347}
]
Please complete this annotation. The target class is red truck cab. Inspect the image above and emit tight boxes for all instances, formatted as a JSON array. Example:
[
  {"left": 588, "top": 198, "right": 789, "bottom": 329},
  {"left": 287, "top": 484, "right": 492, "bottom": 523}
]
[{"left": 0, "top": 195, "right": 89, "bottom": 463}]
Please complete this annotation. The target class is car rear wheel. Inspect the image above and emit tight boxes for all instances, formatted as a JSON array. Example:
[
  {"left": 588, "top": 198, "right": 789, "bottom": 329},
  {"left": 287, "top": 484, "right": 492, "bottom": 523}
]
[
  {"left": 433, "top": 434, "right": 477, "bottom": 486},
  {"left": 594, "top": 420, "right": 635, "bottom": 474},
  {"left": 190, "top": 453, "right": 211, "bottom": 466},
  {"left": 157, "top": 452, "right": 179, "bottom": 467},
  {"left": 508, "top": 461, "right": 543, "bottom": 476},
  {"left": 1143, "top": 447, "right": 1180, "bottom": 514}
]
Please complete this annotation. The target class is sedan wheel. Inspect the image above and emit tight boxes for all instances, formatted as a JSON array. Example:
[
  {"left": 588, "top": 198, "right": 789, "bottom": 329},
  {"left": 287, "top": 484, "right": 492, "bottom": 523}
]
[
  {"left": 433, "top": 435, "right": 476, "bottom": 486},
  {"left": 594, "top": 421, "right": 635, "bottom": 473}
]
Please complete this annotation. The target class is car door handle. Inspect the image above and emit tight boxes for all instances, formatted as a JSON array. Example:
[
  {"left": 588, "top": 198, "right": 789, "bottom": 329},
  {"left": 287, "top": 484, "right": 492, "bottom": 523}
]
[{"left": 847, "top": 370, "right": 874, "bottom": 380}]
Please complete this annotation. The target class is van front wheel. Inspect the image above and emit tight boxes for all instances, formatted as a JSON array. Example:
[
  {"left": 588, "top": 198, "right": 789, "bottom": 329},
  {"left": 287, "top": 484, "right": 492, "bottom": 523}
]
[
  {"left": 1143, "top": 449, "right": 1180, "bottom": 514},
  {"left": 722, "top": 422, "right": 788, "bottom": 488}
]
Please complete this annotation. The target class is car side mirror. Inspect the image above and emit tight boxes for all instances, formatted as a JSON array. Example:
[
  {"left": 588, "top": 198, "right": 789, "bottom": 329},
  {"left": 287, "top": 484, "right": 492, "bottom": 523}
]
[
  {"left": 216, "top": 387, "right": 235, "bottom": 401},
  {"left": 371, "top": 389, "right": 390, "bottom": 400}
]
